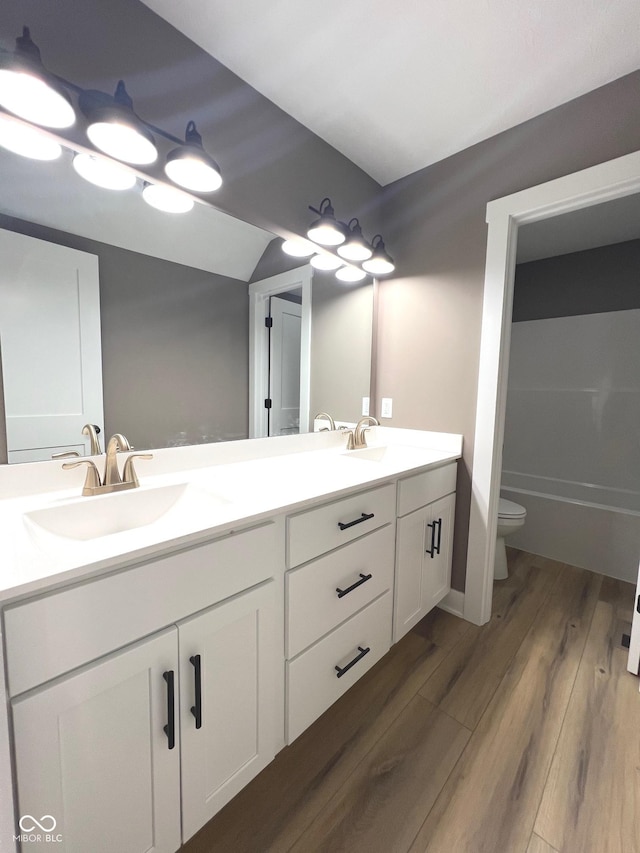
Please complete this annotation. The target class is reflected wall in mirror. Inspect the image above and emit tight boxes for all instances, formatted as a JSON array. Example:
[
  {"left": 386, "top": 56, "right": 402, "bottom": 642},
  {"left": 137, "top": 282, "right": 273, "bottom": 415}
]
[{"left": 0, "top": 150, "right": 373, "bottom": 462}]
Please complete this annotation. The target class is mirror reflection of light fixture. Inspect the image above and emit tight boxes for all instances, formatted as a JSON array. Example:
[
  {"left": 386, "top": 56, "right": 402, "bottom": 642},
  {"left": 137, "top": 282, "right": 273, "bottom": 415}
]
[
  {"left": 337, "top": 218, "right": 372, "bottom": 261},
  {"left": 307, "top": 198, "right": 346, "bottom": 246},
  {"left": 164, "top": 121, "right": 222, "bottom": 193},
  {"left": 80, "top": 81, "right": 158, "bottom": 165},
  {"left": 0, "top": 27, "right": 75, "bottom": 129},
  {"left": 336, "top": 265, "right": 367, "bottom": 283},
  {"left": 72, "top": 152, "right": 137, "bottom": 190},
  {"left": 310, "top": 253, "right": 344, "bottom": 271},
  {"left": 362, "top": 235, "right": 395, "bottom": 275},
  {"left": 282, "top": 238, "right": 316, "bottom": 257},
  {"left": 142, "top": 182, "right": 194, "bottom": 213},
  {"left": 0, "top": 114, "right": 62, "bottom": 160}
]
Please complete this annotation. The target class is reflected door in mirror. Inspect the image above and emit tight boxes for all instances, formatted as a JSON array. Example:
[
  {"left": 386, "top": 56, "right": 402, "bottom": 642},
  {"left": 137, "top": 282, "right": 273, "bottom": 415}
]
[
  {"left": 0, "top": 230, "right": 104, "bottom": 462},
  {"left": 269, "top": 295, "right": 301, "bottom": 436}
]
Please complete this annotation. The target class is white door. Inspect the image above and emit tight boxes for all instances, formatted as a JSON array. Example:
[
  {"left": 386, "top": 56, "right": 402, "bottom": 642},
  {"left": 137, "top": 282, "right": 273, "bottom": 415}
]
[
  {"left": 0, "top": 229, "right": 103, "bottom": 462},
  {"left": 627, "top": 561, "right": 640, "bottom": 679},
  {"left": 179, "top": 580, "right": 279, "bottom": 841},
  {"left": 12, "top": 628, "right": 181, "bottom": 853},
  {"left": 423, "top": 493, "right": 456, "bottom": 614},
  {"left": 269, "top": 296, "right": 302, "bottom": 436}
]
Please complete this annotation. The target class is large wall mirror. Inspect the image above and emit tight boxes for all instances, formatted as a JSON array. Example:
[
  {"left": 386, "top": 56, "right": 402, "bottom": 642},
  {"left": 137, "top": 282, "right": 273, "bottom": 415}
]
[{"left": 0, "top": 2, "right": 373, "bottom": 463}]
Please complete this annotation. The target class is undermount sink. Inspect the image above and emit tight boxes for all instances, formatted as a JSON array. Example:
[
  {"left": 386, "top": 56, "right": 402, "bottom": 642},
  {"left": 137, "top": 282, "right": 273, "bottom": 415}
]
[{"left": 24, "top": 482, "right": 230, "bottom": 542}]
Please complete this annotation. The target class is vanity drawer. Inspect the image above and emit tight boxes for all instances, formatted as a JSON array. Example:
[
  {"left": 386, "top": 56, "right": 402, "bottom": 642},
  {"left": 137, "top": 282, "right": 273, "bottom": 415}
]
[
  {"left": 286, "top": 524, "right": 395, "bottom": 658},
  {"left": 397, "top": 462, "right": 457, "bottom": 517},
  {"left": 287, "top": 483, "right": 395, "bottom": 568},
  {"left": 286, "top": 590, "right": 392, "bottom": 743},
  {"left": 4, "top": 521, "right": 280, "bottom": 697}
]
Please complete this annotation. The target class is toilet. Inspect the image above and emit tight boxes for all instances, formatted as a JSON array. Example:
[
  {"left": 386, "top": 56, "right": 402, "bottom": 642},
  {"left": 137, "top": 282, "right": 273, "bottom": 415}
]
[{"left": 494, "top": 497, "right": 527, "bottom": 580}]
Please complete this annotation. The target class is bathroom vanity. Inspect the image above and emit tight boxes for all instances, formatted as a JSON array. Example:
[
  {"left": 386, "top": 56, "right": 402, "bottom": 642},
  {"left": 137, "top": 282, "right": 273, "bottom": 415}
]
[{"left": 0, "top": 426, "right": 461, "bottom": 852}]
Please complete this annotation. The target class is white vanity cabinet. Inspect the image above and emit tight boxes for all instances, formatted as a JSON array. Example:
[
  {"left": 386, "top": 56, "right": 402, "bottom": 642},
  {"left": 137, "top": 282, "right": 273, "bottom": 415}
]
[
  {"left": 6, "top": 522, "right": 282, "bottom": 852},
  {"left": 394, "top": 463, "right": 457, "bottom": 642},
  {"left": 285, "top": 484, "right": 396, "bottom": 742}
]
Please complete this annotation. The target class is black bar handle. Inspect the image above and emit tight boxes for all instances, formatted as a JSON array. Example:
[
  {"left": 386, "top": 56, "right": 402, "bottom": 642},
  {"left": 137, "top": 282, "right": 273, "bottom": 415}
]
[
  {"left": 163, "top": 670, "right": 175, "bottom": 750},
  {"left": 435, "top": 518, "right": 442, "bottom": 555},
  {"left": 335, "top": 645, "right": 370, "bottom": 678},
  {"left": 338, "top": 512, "right": 374, "bottom": 531},
  {"left": 190, "top": 654, "right": 202, "bottom": 730},
  {"left": 336, "top": 572, "right": 373, "bottom": 599},
  {"left": 426, "top": 521, "right": 436, "bottom": 557},
  {"left": 637, "top": 594, "right": 640, "bottom": 614}
]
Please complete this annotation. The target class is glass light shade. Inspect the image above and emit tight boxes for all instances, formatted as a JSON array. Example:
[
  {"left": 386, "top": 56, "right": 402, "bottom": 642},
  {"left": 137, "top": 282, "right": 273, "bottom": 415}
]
[
  {"left": 87, "top": 120, "right": 157, "bottom": 165},
  {"left": 310, "top": 253, "right": 343, "bottom": 271},
  {"left": 165, "top": 150, "right": 222, "bottom": 193},
  {"left": 335, "top": 265, "right": 367, "bottom": 283},
  {"left": 362, "top": 255, "right": 395, "bottom": 275},
  {"left": 282, "top": 238, "right": 316, "bottom": 258},
  {"left": 0, "top": 115, "right": 61, "bottom": 160},
  {"left": 142, "top": 183, "right": 194, "bottom": 213},
  {"left": 0, "top": 68, "right": 75, "bottom": 128},
  {"left": 72, "top": 153, "right": 136, "bottom": 190},
  {"left": 337, "top": 238, "right": 372, "bottom": 262},
  {"left": 307, "top": 219, "right": 345, "bottom": 246}
]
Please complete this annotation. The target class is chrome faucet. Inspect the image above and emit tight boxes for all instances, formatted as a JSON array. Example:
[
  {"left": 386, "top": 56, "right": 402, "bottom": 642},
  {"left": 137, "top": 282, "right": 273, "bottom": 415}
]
[
  {"left": 315, "top": 412, "right": 336, "bottom": 431},
  {"left": 346, "top": 416, "right": 379, "bottom": 450},
  {"left": 82, "top": 423, "right": 102, "bottom": 455},
  {"left": 62, "top": 432, "right": 153, "bottom": 496}
]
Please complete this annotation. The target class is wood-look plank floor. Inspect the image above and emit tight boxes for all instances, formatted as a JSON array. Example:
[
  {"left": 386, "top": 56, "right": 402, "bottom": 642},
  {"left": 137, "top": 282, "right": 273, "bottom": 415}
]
[{"left": 182, "top": 550, "right": 639, "bottom": 853}]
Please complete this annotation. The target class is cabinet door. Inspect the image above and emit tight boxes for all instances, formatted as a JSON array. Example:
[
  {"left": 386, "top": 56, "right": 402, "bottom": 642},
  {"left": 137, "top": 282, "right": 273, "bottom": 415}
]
[
  {"left": 394, "top": 505, "right": 430, "bottom": 642},
  {"left": 179, "top": 580, "right": 279, "bottom": 841},
  {"left": 12, "top": 628, "right": 180, "bottom": 853},
  {"left": 393, "top": 493, "right": 456, "bottom": 642},
  {"left": 422, "top": 492, "right": 455, "bottom": 614}
]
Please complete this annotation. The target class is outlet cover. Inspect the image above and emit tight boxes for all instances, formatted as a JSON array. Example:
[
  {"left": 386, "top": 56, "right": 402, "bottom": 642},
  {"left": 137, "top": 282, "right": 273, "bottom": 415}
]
[
  {"left": 381, "top": 397, "right": 393, "bottom": 418},
  {"left": 362, "top": 397, "right": 370, "bottom": 416}
]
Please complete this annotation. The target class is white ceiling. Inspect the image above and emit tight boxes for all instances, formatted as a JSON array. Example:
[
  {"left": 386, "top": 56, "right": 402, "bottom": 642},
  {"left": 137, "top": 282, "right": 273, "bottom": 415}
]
[{"left": 141, "top": 0, "right": 640, "bottom": 186}]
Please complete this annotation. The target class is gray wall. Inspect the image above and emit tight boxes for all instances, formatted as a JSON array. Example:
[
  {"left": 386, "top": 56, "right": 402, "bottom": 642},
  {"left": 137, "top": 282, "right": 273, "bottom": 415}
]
[
  {"left": 378, "top": 70, "right": 640, "bottom": 591},
  {"left": 0, "top": 214, "right": 249, "bottom": 456},
  {"left": 513, "top": 239, "right": 640, "bottom": 322}
]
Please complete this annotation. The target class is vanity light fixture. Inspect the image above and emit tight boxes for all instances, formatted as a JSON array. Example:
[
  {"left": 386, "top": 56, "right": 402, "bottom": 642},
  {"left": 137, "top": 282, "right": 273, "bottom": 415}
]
[
  {"left": 362, "top": 234, "right": 395, "bottom": 275},
  {"left": 310, "top": 253, "right": 344, "bottom": 271},
  {"left": 337, "top": 218, "right": 372, "bottom": 262},
  {"left": 307, "top": 198, "right": 346, "bottom": 246},
  {"left": 281, "top": 238, "right": 316, "bottom": 258},
  {"left": 72, "top": 152, "right": 137, "bottom": 190},
  {"left": 0, "top": 113, "right": 61, "bottom": 160},
  {"left": 335, "top": 265, "right": 367, "bottom": 283},
  {"left": 0, "top": 27, "right": 75, "bottom": 129},
  {"left": 142, "top": 182, "right": 194, "bottom": 213},
  {"left": 80, "top": 81, "right": 158, "bottom": 166},
  {"left": 164, "top": 121, "right": 222, "bottom": 193}
]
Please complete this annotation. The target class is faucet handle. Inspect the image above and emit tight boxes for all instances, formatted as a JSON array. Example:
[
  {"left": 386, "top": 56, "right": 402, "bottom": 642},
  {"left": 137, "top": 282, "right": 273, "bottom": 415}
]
[
  {"left": 52, "top": 450, "right": 81, "bottom": 459},
  {"left": 82, "top": 423, "right": 102, "bottom": 455},
  {"left": 62, "top": 459, "right": 102, "bottom": 495},
  {"left": 122, "top": 453, "right": 153, "bottom": 488}
]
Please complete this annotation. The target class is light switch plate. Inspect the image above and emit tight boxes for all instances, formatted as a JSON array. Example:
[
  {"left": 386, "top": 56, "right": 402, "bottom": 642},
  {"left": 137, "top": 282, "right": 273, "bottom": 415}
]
[
  {"left": 381, "top": 397, "right": 393, "bottom": 418},
  {"left": 362, "top": 397, "right": 370, "bottom": 416}
]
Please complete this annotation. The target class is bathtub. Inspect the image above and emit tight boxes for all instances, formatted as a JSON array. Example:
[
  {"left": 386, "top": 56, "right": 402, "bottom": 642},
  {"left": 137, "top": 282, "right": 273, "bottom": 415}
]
[{"left": 501, "top": 471, "right": 640, "bottom": 583}]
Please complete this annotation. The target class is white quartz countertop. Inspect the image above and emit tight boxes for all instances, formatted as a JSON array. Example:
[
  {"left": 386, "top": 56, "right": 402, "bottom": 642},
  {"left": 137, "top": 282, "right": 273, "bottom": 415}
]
[{"left": 0, "top": 427, "right": 462, "bottom": 604}]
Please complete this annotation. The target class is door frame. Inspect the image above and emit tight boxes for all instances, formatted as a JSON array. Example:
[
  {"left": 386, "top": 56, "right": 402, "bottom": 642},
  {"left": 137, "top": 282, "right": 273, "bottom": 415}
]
[
  {"left": 249, "top": 265, "right": 312, "bottom": 438},
  {"left": 465, "top": 149, "right": 640, "bottom": 626}
]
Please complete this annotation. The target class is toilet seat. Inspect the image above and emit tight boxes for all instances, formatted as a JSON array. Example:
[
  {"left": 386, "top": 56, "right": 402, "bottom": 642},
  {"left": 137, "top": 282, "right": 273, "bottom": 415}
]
[{"left": 498, "top": 497, "right": 526, "bottom": 519}]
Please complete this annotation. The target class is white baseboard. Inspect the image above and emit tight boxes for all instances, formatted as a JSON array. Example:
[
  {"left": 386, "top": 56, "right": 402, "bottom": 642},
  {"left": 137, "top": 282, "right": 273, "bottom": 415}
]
[{"left": 437, "top": 588, "right": 465, "bottom": 619}]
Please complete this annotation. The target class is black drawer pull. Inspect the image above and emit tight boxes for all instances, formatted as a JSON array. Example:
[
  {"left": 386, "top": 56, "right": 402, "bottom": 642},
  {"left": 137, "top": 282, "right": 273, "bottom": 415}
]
[
  {"left": 338, "top": 512, "right": 374, "bottom": 531},
  {"left": 336, "top": 573, "right": 373, "bottom": 599},
  {"left": 162, "top": 670, "right": 176, "bottom": 750},
  {"left": 435, "top": 518, "right": 442, "bottom": 555},
  {"left": 190, "top": 654, "right": 202, "bottom": 730},
  {"left": 335, "top": 645, "right": 370, "bottom": 678}
]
